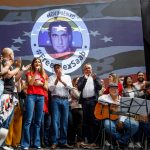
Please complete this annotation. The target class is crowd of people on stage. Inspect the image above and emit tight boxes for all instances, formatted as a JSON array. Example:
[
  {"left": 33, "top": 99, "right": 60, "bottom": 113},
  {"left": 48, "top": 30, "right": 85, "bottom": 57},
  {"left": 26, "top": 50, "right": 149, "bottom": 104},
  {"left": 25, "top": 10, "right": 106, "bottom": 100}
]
[{"left": 0, "top": 47, "right": 150, "bottom": 150}]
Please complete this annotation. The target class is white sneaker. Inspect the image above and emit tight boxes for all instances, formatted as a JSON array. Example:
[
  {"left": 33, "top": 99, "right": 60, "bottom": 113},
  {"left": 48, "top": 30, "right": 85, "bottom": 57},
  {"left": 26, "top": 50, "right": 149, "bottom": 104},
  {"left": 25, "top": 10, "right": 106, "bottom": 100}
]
[
  {"left": 105, "top": 140, "right": 111, "bottom": 146},
  {"left": 128, "top": 142, "right": 134, "bottom": 149},
  {"left": 2, "top": 146, "right": 14, "bottom": 150},
  {"left": 22, "top": 147, "right": 28, "bottom": 150},
  {"left": 134, "top": 142, "right": 142, "bottom": 148},
  {"left": 0, "top": 128, "right": 8, "bottom": 146}
]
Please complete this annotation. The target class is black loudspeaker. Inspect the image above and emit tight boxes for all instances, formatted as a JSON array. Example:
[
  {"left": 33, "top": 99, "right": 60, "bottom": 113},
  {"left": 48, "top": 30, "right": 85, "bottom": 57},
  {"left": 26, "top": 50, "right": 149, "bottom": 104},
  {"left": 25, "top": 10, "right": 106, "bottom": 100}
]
[{"left": 141, "top": 0, "right": 150, "bottom": 80}]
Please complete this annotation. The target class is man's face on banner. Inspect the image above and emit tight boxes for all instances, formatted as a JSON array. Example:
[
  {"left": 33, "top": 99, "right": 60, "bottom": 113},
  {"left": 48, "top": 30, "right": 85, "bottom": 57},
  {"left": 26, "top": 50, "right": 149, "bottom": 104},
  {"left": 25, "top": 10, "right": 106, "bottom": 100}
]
[{"left": 51, "top": 26, "right": 71, "bottom": 53}]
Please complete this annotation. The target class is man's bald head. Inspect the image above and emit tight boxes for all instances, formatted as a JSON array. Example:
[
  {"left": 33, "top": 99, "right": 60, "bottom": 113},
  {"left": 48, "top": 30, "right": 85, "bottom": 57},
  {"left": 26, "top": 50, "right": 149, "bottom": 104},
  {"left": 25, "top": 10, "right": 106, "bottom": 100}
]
[{"left": 2, "top": 48, "right": 14, "bottom": 60}]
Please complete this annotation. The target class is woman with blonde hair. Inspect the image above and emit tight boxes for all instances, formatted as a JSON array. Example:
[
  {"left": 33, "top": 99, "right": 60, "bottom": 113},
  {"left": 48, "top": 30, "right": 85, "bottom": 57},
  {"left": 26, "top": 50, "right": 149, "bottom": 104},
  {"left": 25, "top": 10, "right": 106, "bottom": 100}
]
[
  {"left": 21, "top": 57, "right": 48, "bottom": 150},
  {"left": 104, "top": 73, "right": 123, "bottom": 96}
]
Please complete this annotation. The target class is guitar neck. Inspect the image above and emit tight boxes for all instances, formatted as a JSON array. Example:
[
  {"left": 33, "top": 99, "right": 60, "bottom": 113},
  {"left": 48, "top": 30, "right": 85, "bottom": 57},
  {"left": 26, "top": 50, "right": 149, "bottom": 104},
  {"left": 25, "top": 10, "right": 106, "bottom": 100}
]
[{"left": 122, "top": 113, "right": 148, "bottom": 122}]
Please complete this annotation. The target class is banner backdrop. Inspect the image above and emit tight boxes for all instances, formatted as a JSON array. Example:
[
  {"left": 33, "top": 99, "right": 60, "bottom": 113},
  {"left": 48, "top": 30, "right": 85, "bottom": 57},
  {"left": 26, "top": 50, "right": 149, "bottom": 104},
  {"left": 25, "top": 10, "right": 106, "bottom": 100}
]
[{"left": 0, "top": 0, "right": 145, "bottom": 78}]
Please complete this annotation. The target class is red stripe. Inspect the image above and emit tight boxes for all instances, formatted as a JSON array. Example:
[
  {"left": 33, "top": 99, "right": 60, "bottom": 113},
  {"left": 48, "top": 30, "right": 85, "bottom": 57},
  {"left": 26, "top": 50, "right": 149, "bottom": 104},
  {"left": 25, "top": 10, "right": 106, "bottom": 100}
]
[{"left": 0, "top": 0, "right": 113, "bottom": 7}]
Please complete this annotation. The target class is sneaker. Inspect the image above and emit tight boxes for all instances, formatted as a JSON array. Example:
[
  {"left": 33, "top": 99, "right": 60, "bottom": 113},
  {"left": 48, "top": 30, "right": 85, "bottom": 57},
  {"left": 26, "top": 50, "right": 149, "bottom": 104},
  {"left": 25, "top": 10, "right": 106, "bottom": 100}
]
[
  {"left": 22, "top": 147, "right": 28, "bottom": 150},
  {"left": 128, "top": 142, "right": 134, "bottom": 149},
  {"left": 134, "top": 142, "right": 142, "bottom": 148},
  {"left": 2, "top": 146, "right": 14, "bottom": 150},
  {"left": 36, "top": 147, "right": 43, "bottom": 149},
  {"left": 105, "top": 140, "right": 111, "bottom": 146}
]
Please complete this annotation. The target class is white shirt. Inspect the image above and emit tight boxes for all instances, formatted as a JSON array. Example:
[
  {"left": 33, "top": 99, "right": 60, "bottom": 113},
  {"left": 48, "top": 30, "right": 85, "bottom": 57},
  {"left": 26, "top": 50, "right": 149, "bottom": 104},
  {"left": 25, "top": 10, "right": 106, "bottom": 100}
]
[
  {"left": 134, "top": 81, "right": 145, "bottom": 96},
  {"left": 98, "top": 94, "right": 127, "bottom": 122},
  {"left": 48, "top": 74, "right": 72, "bottom": 98},
  {"left": 128, "top": 91, "right": 135, "bottom": 98},
  {"left": 98, "top": 94, "right": 120, "bottom": 105},
  {"left": 82, "top": 76, "right": 95, "bottom": 98}
]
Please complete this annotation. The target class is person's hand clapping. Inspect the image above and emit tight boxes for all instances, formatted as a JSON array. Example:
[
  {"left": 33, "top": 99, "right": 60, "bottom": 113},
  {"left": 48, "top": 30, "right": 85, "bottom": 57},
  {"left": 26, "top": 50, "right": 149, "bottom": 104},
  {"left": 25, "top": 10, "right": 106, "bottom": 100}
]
[
  {"left": 15, "top": 57, "right": 22, "bottom": 68},
  {"left": 22, "top": 64, "right": 31, "bottom": 72},
  {"left": 92, "top": 73, "right": 97, "bottom": 80}
]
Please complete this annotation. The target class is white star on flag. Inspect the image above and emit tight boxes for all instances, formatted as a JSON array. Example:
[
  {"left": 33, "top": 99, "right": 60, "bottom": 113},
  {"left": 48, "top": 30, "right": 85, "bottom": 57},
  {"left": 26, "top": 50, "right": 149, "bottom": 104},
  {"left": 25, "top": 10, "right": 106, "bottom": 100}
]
[
  {"left": 90, "top": 30, "right": 101, "bottom": 37},
  {"left": 23, "top": 31, "right": 31, "bottom": 37},
  {"left": 101, "top": 36, "right": 113, "bottom": 43},
  {"left": 12, "top": 37, "right": 25, "bottom": 44},
  {"left": 54, "top": 25, "right": 67, "bottom": 31},
  {"left": 10, "top": 45, "right": 20, "bottom": 51}
]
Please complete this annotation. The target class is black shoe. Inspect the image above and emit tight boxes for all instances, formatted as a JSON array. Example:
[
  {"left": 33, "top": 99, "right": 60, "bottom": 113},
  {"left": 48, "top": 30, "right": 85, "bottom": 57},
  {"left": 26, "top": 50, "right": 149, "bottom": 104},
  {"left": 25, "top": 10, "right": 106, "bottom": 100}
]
[
  {"left": 60, "top": 144, "right": 74, "bottom": 149},
  {"left": 41, "top": 140, "right": 46, "bottom": 148}
]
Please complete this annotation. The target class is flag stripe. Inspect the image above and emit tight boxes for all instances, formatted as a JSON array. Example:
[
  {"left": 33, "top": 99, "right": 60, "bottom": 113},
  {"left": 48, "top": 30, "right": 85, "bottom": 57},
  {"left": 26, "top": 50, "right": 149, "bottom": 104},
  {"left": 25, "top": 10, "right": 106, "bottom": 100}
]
[
  {"left": 0, "top": 0, "right": 114, "bottom": 7},
  {"left": 99, "top": 67, "right": 146, "bottom": 78}
]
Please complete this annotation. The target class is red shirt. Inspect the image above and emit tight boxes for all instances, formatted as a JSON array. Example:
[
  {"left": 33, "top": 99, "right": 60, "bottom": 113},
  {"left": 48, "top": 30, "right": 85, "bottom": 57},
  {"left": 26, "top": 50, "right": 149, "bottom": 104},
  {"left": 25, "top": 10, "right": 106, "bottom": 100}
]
[{"left": 26, "top": 71, "right": 46, "bottom": 96}]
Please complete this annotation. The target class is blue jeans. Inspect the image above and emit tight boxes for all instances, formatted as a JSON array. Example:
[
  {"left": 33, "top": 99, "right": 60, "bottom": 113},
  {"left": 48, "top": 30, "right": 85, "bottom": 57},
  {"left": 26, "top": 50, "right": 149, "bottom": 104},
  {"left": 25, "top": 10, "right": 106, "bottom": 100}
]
[
  {"left": 40, "top": 112, "right": 51, "bottom": 146},
  {"left": 51, "top": 97, "right": 69, "bottom": 145},
  {"left": 104, "top": 118, "right": 139, "bottom": 145},
  {"left": 44, "top": 113, "right": 51, "bottom": 145},
  {"left": 21, "top": 94, "right": 44, "bottom": 148},
  {"left": 134, "top": 121, "right": 150, "bottom": 142}
]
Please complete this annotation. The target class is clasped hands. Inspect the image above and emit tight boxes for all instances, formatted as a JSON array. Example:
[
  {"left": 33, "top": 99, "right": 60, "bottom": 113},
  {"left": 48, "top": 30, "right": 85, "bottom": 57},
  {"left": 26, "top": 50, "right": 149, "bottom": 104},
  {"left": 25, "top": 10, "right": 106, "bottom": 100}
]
[{"left": 55, "top": 74, "right": 66, "bottom": 87}]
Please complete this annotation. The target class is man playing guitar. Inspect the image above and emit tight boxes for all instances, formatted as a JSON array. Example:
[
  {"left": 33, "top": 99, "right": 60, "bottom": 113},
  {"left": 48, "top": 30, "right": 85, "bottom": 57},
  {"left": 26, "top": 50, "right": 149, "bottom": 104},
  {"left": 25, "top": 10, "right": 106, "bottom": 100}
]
[{"left": 95, "top": 83, "right": 139, "bottom": 149}]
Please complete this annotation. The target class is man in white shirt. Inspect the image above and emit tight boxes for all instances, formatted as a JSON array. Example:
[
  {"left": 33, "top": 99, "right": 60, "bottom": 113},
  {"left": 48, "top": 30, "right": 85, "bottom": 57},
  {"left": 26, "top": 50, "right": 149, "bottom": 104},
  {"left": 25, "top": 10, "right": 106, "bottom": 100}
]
[
  {"left": 77, "top": 63, "right": 102, "bottom": 147},
  {"left": 48, "top": 64, "right": 73, "bottom": 149},
  {"left": 98, "top": 83, "right": 139, "bottom": 149}
]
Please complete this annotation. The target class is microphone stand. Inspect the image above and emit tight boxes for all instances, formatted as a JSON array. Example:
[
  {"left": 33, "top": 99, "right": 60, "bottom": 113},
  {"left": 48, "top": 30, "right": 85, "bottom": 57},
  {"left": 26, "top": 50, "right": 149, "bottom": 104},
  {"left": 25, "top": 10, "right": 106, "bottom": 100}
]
[
  {"left": 142, "top": 92, "right": 149, "bottom": 149},
  {"left": 108, "top": 103, "right": 114, "bottom": 150}
]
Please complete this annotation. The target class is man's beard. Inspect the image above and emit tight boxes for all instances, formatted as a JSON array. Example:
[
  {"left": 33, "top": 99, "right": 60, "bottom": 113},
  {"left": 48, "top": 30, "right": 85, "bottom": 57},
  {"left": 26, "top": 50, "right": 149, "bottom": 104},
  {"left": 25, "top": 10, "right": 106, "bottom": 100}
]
[{"left": 138, "top": 78, "right": 144, "bottom": 83}]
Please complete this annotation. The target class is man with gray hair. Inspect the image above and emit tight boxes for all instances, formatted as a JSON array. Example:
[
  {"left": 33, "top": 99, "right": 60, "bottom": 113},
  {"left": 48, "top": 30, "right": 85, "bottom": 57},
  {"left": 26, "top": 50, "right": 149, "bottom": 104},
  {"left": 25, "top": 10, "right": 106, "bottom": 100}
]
[{"left": 77, "top": 63, "right": 102, "bottom": 147}]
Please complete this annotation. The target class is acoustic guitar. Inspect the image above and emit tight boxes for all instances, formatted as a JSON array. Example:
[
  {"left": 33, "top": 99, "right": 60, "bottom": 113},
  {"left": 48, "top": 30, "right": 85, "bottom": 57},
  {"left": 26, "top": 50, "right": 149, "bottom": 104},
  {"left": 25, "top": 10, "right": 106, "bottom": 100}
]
[
  {"left": 94, "top": 102, "right": 119, "bottom": 120},
  {"left": 94, "top": 102, "right": 148, "bottom": 122}
]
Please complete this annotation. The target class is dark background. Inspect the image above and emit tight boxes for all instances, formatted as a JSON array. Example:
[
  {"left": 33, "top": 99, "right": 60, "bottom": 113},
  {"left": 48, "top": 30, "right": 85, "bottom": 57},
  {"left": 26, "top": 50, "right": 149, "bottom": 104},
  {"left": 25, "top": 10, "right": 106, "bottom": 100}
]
[{"left": 141, "top": 0, "right": 150, "bottom": 80}]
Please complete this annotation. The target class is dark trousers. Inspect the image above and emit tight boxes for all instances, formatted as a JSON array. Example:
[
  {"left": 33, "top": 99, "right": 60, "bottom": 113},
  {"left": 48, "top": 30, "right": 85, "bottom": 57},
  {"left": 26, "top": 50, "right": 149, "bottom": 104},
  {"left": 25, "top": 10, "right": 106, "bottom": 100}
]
[
  {"left": 68, "top": 108, "right": 83, "bottom": 144},
  {"left": 82, "top": 99, "right": 98, "bottom": 144}
]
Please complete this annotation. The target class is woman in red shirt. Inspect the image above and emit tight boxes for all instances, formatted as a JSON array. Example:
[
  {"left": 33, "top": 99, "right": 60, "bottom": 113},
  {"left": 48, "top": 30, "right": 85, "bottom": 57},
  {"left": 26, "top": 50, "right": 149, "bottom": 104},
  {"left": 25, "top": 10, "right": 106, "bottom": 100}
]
[{"left": 21, "top": 57, "right": 48, "bottom": 150}]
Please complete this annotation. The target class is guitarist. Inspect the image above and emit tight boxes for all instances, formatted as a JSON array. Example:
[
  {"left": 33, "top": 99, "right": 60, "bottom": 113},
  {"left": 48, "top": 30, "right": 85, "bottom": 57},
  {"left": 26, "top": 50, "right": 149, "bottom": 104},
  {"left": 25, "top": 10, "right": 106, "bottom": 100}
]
[{"left": 98, "top": 83, "right": 139, "bottom": 149}]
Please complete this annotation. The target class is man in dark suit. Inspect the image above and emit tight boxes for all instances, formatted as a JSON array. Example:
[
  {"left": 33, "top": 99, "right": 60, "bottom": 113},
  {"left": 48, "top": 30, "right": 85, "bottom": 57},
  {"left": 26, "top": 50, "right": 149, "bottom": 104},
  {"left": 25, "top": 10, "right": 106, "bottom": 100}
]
[{"left": 77, "top": 63, "right": 102, "bottom": 147}]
